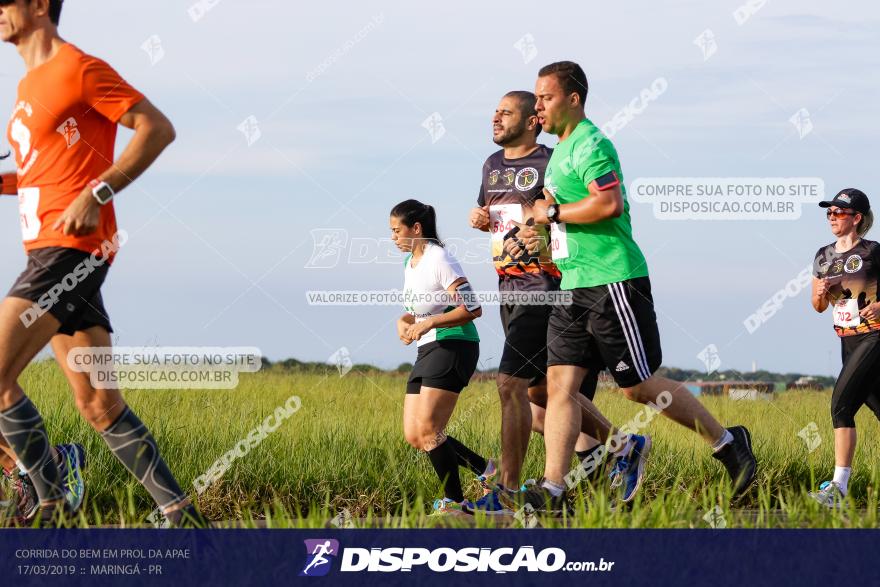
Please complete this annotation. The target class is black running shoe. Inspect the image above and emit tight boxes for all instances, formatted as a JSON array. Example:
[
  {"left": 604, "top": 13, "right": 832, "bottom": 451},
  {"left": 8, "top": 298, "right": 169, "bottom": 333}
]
[
  {"left": 712, "top": 426, "right": 757, "bottom": 497},
  {"left": 512, "top": 482, "right": 573, "bottom": 517}
]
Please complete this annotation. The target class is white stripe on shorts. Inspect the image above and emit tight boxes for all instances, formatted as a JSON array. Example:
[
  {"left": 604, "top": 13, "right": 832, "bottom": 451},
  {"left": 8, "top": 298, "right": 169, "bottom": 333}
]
[
  {"left": 612, "top": 281, "right": 652, "bottom": 379},
  {"left": 607, "top": 282, "right": 651, "bottom": 381}
]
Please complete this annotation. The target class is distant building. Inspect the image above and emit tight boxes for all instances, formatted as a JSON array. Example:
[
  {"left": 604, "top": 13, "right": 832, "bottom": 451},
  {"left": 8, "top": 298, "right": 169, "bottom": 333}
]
[
  {"left": 685, "top": 381, "right": 774, "bottom": 399},
  {"left": 786, "top": 376, "right": 824, "bottom": 391}
]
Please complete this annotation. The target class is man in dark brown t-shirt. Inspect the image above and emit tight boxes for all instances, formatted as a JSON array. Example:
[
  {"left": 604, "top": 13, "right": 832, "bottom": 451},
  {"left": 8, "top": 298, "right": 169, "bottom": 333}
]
[{"left": 469, "top": 91, "right": 613, "bottom": 491}]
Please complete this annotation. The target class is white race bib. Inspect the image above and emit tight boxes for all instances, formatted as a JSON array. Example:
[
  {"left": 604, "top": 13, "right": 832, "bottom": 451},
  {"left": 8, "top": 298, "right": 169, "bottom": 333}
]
[
  {"left": 833, "top": 298, "right": 860, "bottom": 328},
  {"left": 550, "top": 222, "right": 569, "bottom": 260},
  {"left": 17, "top": 187, "right": 40, "bottom": 242},
  {"left": 488, "top": 204, "right": 523, "bottom": 243}
]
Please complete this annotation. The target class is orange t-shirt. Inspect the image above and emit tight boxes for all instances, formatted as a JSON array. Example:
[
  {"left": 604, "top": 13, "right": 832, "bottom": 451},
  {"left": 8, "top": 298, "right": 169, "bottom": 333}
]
[{"left": 6, "top": 43, "right": 144, "bottom": 259}]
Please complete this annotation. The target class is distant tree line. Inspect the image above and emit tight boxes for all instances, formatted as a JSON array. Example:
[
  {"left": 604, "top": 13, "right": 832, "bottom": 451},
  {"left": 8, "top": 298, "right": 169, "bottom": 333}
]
[{"left": 260, "top": 357, "right": 835, "bottom": 387}]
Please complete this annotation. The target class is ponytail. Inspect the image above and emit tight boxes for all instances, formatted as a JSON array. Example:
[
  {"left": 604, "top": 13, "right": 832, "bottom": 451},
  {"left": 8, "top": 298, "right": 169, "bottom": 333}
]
[
  {"left": 389, "top": 199, "right": 443, "bottom": 246},
  {"left": 858, "top": 210, "right": 873, "bottom": 236}
]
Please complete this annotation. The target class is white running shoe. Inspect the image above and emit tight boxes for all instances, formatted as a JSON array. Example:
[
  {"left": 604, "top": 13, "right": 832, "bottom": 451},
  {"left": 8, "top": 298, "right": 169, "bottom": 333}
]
[{"left": 809, "top": 481, "right": 845, "bottom": 510}]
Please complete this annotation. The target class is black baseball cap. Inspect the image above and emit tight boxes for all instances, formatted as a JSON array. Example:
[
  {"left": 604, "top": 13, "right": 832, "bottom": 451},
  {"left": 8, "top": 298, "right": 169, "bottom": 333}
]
[{"left": 819, "top": 188, "right": 870, "bottom": 214}]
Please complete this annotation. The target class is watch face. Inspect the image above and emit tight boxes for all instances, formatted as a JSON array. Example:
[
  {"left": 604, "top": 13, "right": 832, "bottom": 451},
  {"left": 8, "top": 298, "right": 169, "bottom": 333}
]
[{"left": 93, "top": 184, "right": 114, "bottom": 204}]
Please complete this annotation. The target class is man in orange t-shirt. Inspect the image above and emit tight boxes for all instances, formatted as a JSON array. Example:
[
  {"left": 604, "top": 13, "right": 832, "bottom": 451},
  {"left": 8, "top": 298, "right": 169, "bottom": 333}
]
[{"left": 0, "top": 0, "right": 206, "bottom": 527}]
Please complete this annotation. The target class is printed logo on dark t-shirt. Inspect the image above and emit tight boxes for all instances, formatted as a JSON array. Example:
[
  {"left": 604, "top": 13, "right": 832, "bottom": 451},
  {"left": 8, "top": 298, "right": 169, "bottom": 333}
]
[
  {"left": 478, "top": 145, "right": 561, "bottom": 292},
  {"left": 814, "top": 239, "right": 880, "bottom": 336}
]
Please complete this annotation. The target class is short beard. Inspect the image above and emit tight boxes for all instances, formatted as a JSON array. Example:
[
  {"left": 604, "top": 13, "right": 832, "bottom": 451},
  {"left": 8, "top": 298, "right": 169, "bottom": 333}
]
[{"left": 493, "top": 123, "right": 528, "bottom": 146}]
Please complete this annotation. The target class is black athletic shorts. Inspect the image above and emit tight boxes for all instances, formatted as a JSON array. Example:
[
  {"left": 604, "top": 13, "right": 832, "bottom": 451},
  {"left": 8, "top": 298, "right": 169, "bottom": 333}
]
[
  {"left": 500, "top": 302, "right": 604, "bottom": 399},
  {"left": 499, "top": 303, "right": 552, "bottom": 384},
  {"left": 8, "top": 247, "right": 113, "bottom": 336},
  {"left": 547, "top": 276, "right": 662, "bottom": 388},
  {"left": 407, "top": 340, "right": 479, "bottom": 394},
  {"left": 831, "top": 331, "right": 880, "bottom": 428}
]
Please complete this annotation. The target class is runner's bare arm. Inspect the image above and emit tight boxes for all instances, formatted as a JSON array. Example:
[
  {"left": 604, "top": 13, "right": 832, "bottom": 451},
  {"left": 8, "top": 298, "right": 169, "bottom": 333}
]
[
  {"left": 397, "top": 313, "right": 415, "bottom": 344},
  {"left": 100, "top": 98, "right": 176, "bottom": 194},
  {"left": 812, "top": 277, "right": 831, "bottom": 313},
  {"left": 405, "top": 278, "right": 481, "bottom": 341},
  {"left": 421, "top": 279, "right": 481, "bottom": 328},
  {"left": 469, "top": 206, "right": 490, "bottom": 231},
  {"left": 0, "top": 172, "right": 16, "bottom": 195},
  {"left": 0, "top": 150, "right": 14, "bottom": 195},
  {"left": 51, "top": 99, "right": 175, "bottom": 235},
  {"left": 533, "top": 182, "right": 623, "bottom": 225}
]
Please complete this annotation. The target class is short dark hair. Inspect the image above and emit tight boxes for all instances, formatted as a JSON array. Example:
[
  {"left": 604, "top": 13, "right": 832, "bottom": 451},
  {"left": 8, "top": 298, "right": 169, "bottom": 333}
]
[
  {"left": 538, "top": 61, "right": 588, "bottom": 105},
  {"left": 27, "top": 0, "right": 63, "bottom": 25},
  {"left": 49, "top": 0, "right": 62, "bottom": 25},
  {"left": 503, "top": 90, "right": 542, "bottom": 136}
]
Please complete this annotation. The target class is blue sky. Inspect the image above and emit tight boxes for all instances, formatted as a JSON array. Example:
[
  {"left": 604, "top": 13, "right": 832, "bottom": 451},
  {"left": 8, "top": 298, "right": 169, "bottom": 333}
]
[{"left": 2, "top": 1, "right": 878, "bottom": 375}]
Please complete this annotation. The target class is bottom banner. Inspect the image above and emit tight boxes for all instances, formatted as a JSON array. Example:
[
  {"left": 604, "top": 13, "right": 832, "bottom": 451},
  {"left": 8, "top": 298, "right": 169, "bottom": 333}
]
[{"left": 1, "top": 529, "right": 876, "bottom": 585}]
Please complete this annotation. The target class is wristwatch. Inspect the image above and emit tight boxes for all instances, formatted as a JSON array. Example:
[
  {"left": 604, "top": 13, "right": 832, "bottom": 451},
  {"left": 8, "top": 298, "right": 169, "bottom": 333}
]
[
  {"left": 89, "top": 180, "right": 115, "bottom": 205},
  {"left": 546, "top": 204, "right": 561, "bottom": 223}
]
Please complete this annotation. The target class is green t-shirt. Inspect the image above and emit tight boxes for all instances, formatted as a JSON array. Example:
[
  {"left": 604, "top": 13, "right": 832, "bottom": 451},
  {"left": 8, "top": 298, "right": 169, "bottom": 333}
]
[{"left": 545, "top": 118, "right": 649, "bottom": 289}]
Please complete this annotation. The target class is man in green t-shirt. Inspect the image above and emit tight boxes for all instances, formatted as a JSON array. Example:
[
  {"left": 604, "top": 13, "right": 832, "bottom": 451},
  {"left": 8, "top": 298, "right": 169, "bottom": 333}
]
[{"left": 508, "top": 61, "right": 757, "bottom": 513}]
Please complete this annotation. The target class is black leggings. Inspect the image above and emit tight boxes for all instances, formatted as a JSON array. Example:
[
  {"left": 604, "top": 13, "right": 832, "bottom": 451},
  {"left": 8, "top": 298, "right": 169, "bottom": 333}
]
[{"left": 832, "top": 332, "right": 880, "bottom": 428}]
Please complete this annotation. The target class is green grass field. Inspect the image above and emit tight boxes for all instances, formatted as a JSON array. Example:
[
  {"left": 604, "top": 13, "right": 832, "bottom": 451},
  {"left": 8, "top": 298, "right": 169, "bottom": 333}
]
[{"left": 6, "top": 361, "right": 880, "bottom": 528}]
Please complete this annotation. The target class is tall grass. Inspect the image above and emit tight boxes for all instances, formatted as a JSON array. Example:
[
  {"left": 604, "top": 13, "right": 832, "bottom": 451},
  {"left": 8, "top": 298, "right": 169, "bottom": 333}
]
[{"left": 8, "top": 361, "right": 880, "bottom": 528}]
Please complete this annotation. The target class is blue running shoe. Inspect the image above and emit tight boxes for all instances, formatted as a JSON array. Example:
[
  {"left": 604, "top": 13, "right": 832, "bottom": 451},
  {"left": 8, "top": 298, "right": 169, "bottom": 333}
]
[
  {"left": 472, "top": 488, "right": 509, "bottom": 515},
  {"left": 608, "top": 434, "right": 651, "bottom": 503},
  {"left": 55, "top": 444, "right": 86, "bottom": 514}
]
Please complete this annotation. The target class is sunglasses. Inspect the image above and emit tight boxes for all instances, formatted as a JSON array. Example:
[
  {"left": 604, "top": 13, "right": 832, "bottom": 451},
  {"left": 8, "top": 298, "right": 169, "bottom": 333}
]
[{"left": 826, "top": 209, "right": 857, "bottom": 219}]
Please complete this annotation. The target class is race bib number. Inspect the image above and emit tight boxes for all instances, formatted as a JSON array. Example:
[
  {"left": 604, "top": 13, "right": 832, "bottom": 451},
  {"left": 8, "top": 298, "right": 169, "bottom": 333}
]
[
  {"left": 17, "top": 187, "right": 40, "bottom": 242},
  {"left": 489, "top": 204, "right": 523, "bottom": 243},
  {"left": 834, "top": 298, "right": 860, "bottom": 328},
  {"left": 550, "top": 222, "right": 569, "bottom": 260}
]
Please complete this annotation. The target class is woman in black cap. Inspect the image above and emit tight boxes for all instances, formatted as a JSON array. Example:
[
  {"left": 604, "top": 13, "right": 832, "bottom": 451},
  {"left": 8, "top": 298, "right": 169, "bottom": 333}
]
[{"left": 810, "top": 188, "right": 880, "bottom": 508}]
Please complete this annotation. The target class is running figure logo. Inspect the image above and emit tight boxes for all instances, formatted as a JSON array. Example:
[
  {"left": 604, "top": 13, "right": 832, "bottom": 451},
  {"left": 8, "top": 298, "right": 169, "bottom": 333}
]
[
  {"left": 300, "top": 539, "right": 340, "bottom": 577},
  {"left": 693, "top": 29, "right": 718, "bottom": 62},
  {"left": 305, "top": 229, "right": 348, "bottom": 269},
  {"left": 798, "top": 422, "right": 822, "bottom": 453},
  {"left": 56, "top": 117, "right": 81, "bottom": 149}
]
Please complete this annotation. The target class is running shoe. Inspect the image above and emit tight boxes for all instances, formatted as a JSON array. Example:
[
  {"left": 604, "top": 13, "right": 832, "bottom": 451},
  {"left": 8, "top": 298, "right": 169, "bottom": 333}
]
[
  {"left": 432, "top": 498, "right": 474, "bottom": 516},
  {"left": 472, "top": 487, "right": 509, "bottom": 515},
  {"left": 509, "top": 480, "right": 573, "bottom": 517},
  {"left": 608, "top": 434, "right": 651, "bottom": 503},
  {"left": 55, "top": 443, "right": 87, "bottom": 513},
  {"left": 519, "top": 478, "right": 537, "bottom": 492},
  {"left": 1, "top": 444, "right": 85, "bottom": 526},
  {"left": 809, "top": 481, "right": 845, "bottom": 510},
  {"left": 494, "top": 478, "right": 534, "bottom": 511},
  {"left": 2, "top": 467, "right": 38, "bottom": 525},
  {"left": 711, "top": 426, "right": 757, "bottom": 497}
]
